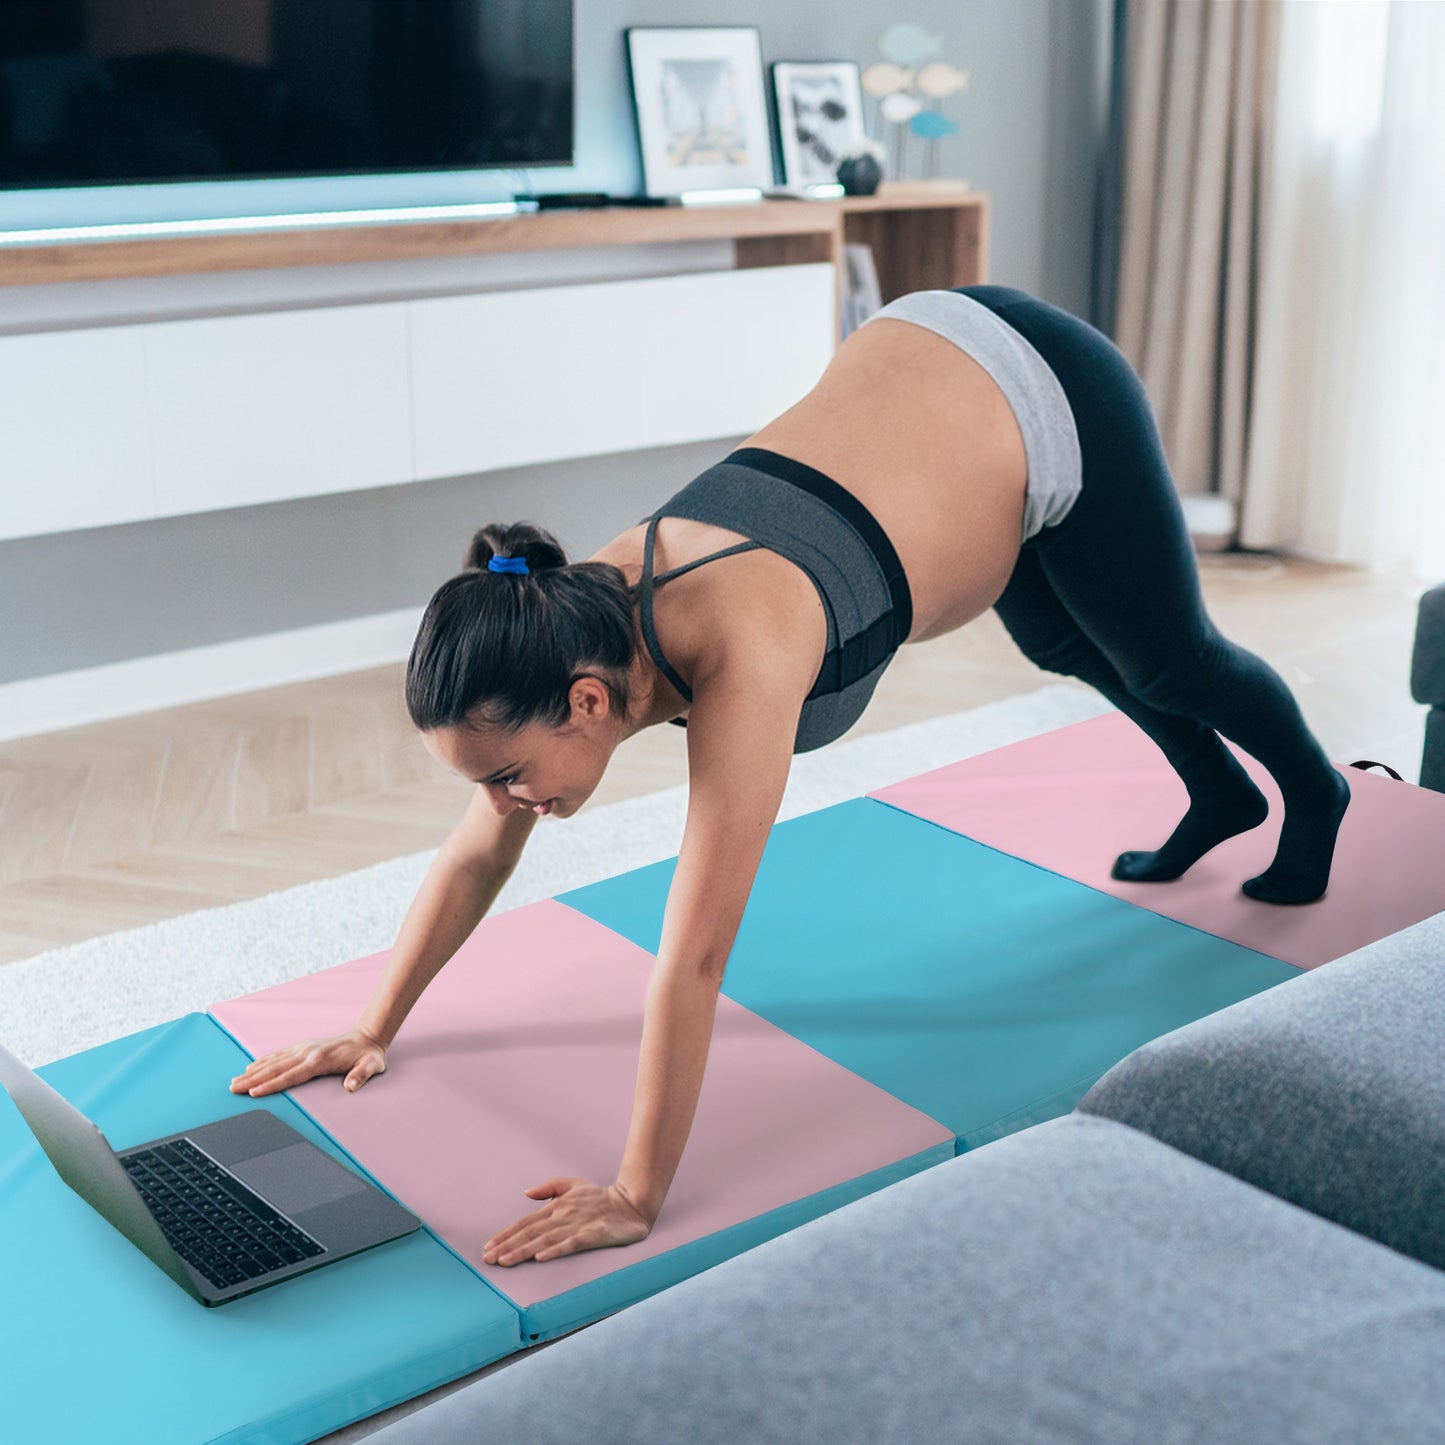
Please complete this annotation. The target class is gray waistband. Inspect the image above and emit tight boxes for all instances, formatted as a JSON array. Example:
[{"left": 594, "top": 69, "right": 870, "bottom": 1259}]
[{"left": 865, "top": 291, "right": 1082, "bottom": 540}]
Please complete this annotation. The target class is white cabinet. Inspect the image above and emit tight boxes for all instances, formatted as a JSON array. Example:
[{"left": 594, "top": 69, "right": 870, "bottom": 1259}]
[
  {"left": 147, "top": 303, "right": 414, "bottom": 516},
  {"left": 408, "top": 264, "right": 835, "bottom": 480},
  {"left": 409, "top": 281, "right": 645, "bottom": 480},
  {"left": 0, "top": 263, "right": 836, "bottom": 541},
  {"left": 634, "top": 265, "right": 835, "bottom": 448},
  {"left": 0, "top": 328, "right": 153, "bottom": 540}
]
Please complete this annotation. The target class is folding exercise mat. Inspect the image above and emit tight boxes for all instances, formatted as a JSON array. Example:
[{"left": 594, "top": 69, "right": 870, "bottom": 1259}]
[
  {"left": 0, "top": 1013, "right": 519, "bottom": 1445},
  {"left": 212, "top": 898, "right": 955, "bottom": 1342},
  {"left": 22, "top": 708, "right": 1419, "bottom": 1444},
  {"left": 562, "top": 798, "right": 1301, "bottom": 1151},
  {"left": 871, "top": 712, "right": 1445, "bottom": 970}
]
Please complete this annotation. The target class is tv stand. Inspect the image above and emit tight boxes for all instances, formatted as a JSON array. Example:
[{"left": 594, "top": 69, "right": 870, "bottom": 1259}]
[
  {"left": 0, "top": 181, "right": 987, "bottom": 297},
  {"left": 0, "top": 182, "right": 988, "bottom": 543}
]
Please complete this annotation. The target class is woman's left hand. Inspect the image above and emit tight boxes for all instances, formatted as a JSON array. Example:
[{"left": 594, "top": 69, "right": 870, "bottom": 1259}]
[{"left": 482, "top": 1177, "right": 655, "bottom": 1266}]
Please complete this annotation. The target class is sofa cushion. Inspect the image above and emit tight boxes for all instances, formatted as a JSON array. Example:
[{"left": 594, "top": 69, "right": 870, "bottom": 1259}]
[
  {"left": 1080, "top": 912, "right": 1445, "bottom": 1269},
  {"left": 361, "top": 1114, "right": 1445, "bottom": 1445}
]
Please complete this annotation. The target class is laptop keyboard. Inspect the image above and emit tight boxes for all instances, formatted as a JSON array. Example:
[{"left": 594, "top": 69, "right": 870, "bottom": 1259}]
[{"left": 122, "top": 1137, "right": 324, "bottom": 1291}]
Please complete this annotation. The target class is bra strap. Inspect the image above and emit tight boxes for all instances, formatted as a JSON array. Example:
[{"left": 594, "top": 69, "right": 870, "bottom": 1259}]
[
  {"left": 653, "top": 539, "right": 761, "bottom": 585},
  {"left": 639, "top": 517, "right": 698, "bottom": 703}
]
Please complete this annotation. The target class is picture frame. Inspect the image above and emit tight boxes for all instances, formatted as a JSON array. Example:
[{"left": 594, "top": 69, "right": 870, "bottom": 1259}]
[
  {"left": 771, "top": 61, "right": 868, "bottom": 188},
  {"left": 625, "top": 27, "right": 775, "bottom": 198}
]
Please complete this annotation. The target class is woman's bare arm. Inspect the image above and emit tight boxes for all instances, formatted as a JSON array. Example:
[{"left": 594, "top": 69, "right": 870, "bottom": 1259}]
[
  {"left": 231, "top": 788, "right": 538, "bottom": 1096},
  {"left": 480, "top": 651, "right": 805, "bottom": 1263},
  {"left": 611, "top": 671, "right": 799, "bottom": 1221},
  {"left": 357, "top": 789, "right": 538, "bottom": 1048}
]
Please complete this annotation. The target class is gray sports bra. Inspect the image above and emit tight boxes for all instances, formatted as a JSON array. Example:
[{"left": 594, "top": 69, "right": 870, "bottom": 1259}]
[{"left": 637, "top": 447, "right": 913, "bottom": 754}]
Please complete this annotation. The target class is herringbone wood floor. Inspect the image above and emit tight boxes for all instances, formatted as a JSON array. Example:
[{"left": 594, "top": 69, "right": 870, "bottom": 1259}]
[{"left": 0, "top": 555, "right": 1428, "bottom": 966}]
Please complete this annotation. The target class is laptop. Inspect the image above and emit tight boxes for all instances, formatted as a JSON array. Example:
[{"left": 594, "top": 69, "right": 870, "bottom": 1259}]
[{"left": 0, "top": 1037, "right": 420, "bottom": 1306}]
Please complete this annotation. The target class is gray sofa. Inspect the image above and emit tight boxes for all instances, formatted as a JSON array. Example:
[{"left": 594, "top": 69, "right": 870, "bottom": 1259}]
[
  {"left": 1414, "top": 581, "right": 1445, "bottom": 792},
  {"left": 361, "top": 911, "right": 1445, "bottom": 1444}
]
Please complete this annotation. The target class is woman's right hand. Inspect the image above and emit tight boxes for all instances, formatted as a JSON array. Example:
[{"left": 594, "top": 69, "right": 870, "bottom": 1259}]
[{"left": 229, "top": 1026, "right": 388, "bottom": 1098}]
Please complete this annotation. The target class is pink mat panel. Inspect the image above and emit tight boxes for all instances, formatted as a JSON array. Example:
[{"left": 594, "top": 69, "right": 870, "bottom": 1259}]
[
  {"left": 213, "top": 899, "right": 952, "bottom": 1310},
  {"left": 871, "top": 711, "right": 1445, "bottom": 971}
]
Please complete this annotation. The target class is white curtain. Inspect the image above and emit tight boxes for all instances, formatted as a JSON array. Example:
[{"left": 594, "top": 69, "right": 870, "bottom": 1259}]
[
  {"left": 1241, "top": 0, "right": 1445, "bottom": 579},
  {"left": 1114, "top": 0, "right": 1276, "bottom": 510}
]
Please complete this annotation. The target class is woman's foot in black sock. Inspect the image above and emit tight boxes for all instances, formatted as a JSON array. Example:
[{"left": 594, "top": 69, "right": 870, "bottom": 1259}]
[
  {"left": 1242, "top": 768, "right": 1351, "bottom": 905},
  {"left": 1112, "top": 772, "right": 1270, "bottom": 883}
]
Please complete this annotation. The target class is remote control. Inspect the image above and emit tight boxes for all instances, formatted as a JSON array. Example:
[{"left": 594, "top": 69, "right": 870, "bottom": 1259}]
[{"left": 513, "top": 192, "right": 611, "bottom": 210}]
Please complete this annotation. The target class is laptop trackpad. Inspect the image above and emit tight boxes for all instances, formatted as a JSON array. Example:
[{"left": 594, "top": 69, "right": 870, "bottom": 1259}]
[{"left": 232, "top": 1144, "right": 368, "bottom": 1214}]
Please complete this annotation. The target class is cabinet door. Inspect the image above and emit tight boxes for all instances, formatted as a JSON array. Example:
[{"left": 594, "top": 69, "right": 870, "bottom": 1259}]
[
  {"left": 146, "top": 303, "right": 414, "bottom": 515},
  {"left": 409, "top": 282, "right": 643, "bottom": 482},
  {"left": 0, "top": 328, "right": 154, "bottom": 540},
  {"left": 634, "top": 264, "right": 836, "bottom": 448},
  {"left": 410, "top": 265, "right": 836, "bottom": 481}
]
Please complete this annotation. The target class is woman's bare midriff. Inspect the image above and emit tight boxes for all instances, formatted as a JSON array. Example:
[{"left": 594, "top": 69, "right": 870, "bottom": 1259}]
[{"left": 745, "top": 318, "right": 1029, "bottom": 641}]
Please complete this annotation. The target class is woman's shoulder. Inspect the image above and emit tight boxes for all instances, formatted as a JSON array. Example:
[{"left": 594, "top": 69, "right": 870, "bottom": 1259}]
[
  {"left": 659, "top": 545, "right": 826, "bottom": 700},
  {"left": 590, "top": 524, "right": 645, "bottom": 583},
  {"left": 593, "top": 515, "right": 828, "bottom": 711}
]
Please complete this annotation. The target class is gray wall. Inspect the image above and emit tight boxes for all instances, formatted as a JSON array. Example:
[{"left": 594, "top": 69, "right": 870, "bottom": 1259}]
[{"left": 0, "top": 0, "right": 1113, "bottom": 687}]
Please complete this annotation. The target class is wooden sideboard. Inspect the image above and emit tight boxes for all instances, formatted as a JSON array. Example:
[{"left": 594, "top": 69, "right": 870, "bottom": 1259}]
[
  {"left": 0, "top": 181, "right": 988, "bottom": 302},
  {"left": 0, "top": 182, "right": 989, "bottom": 543}
]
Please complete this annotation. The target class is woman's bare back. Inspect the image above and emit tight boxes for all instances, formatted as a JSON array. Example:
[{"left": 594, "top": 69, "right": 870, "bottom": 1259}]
[{"left": 596, "top": 318, "right": 1030, "bottom": 660}]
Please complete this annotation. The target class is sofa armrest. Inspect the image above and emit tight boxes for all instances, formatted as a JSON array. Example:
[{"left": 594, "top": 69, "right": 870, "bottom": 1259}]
[{"left": 1079, "top": 913, "right": 1445, "bottom": 1270}]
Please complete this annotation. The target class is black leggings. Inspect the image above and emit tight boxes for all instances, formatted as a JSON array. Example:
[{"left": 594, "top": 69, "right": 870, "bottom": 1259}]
[{"left": 960, "top": 285, "right": 1336, "bottom": 813}]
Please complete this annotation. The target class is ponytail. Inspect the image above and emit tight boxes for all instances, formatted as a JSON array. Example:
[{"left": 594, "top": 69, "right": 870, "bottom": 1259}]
[{"left": 405, "top": 523, "right": 637, "bottom": 733}]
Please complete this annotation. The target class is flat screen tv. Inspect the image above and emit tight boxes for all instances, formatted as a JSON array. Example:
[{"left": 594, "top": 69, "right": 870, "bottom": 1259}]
[{"left": 0, "top": 0, "right": 575, "bottom": 189}]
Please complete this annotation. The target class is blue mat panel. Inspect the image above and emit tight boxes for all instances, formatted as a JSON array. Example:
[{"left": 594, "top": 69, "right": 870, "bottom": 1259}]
[
  {"left": 0, "top": 1014, "right": 520, "bottom": 1445},
  {"left": 561, "top": 799, "right": 1302, "bottom": 1151}
]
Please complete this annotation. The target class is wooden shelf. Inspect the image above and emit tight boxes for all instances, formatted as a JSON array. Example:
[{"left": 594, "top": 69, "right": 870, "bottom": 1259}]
[
  {"left": 0, "top": 179, "right": 989, "bottom": 545},
  {"left": 0, "top": 180, "right": 989, "bottom": 300}
]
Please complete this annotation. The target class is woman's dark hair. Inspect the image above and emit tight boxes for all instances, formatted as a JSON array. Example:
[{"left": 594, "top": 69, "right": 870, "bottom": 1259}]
[{"left": 405, "top": 522, "right": 638, "bottom": 733}]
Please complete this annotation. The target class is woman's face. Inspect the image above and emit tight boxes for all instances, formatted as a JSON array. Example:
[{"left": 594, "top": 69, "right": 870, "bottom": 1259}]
[{"left": 422, "top": 679, "right": 618, "bottom": 820}]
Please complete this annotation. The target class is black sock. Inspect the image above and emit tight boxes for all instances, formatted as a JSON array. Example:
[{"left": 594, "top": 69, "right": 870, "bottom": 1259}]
[
  {"left": 1241, "top": 769, "right": 1351, "bottom": 905},
  {"left": 1112, "top": 770, "right": 1270, "bottom": 883}
]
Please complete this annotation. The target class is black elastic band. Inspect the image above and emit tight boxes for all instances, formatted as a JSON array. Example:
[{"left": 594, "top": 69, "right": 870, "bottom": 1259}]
[
  {"left": 806, "top": 611, "right": 898, "bottom": 700},
  {"left": 1349, "top": 759, "right": 1404, "bottom": 781}
]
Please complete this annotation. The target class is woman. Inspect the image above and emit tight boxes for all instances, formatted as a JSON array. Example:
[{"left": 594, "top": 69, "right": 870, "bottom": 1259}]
[{"left": 230, "top": 286, "right": 1349, "bottom": 1265}]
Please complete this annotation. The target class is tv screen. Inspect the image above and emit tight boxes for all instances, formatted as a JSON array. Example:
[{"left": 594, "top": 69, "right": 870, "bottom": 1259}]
[{"left": 0, "top": 0, "right": 575, "bottom": 188}]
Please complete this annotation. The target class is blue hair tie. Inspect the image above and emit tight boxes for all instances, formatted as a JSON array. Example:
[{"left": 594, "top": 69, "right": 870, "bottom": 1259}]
[{"left": 487, "top": 555, "right": 530, "bottom": 576}]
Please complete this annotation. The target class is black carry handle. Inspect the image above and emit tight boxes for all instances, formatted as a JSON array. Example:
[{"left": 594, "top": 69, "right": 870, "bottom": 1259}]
[{"left": 1348, "top": 759, "right": 1404, "bottom": 781}]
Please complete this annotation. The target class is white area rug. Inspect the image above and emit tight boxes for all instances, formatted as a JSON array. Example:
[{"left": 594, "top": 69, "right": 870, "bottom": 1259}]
[{"left": 3, "top": 685, "right": 1108, "bottom": 1067}]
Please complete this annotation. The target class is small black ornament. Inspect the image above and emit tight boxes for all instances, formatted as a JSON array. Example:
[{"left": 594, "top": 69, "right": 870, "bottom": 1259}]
[{"left": 836, "top": 153, "right": 883, "bottom": 197}]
